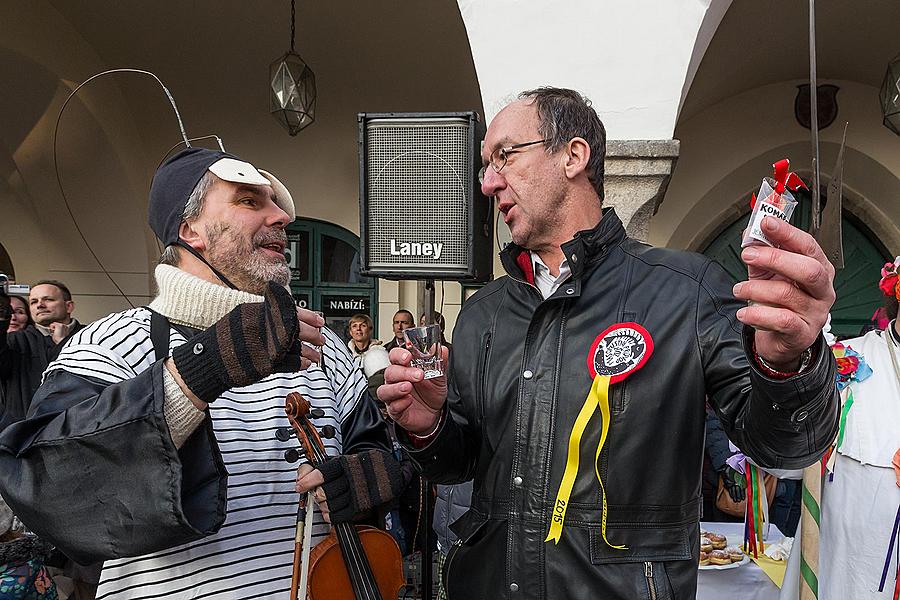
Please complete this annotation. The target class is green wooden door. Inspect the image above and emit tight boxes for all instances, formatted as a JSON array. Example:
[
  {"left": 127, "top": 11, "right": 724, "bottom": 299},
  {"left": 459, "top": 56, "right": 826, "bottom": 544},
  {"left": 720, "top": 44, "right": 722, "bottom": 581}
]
[
  {"left": 286, "top": 218, "right": 377, "bottom": 343},
  {"left": 702, "top": 193, "right": 889, "bottom": 339}
]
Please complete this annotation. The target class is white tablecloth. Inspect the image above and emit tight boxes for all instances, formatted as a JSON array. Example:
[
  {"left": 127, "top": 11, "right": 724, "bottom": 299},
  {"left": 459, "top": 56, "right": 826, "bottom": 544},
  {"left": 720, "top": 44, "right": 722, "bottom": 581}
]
[{"left": 697, "top": 521, "right": 785, "bottom": 600}]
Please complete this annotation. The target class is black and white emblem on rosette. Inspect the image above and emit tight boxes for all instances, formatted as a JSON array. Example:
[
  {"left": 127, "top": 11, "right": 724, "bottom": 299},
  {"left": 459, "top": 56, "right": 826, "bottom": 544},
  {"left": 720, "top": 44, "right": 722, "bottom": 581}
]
[{"left": 586, "top": 322, "right": 654, "bottom": 384}]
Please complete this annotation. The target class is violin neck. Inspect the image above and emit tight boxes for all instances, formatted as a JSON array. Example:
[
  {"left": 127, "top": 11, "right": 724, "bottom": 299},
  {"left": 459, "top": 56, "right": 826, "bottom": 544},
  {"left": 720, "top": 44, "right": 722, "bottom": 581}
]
[{"left": 333, "top": 521, "right": 384, "bottom": 600}]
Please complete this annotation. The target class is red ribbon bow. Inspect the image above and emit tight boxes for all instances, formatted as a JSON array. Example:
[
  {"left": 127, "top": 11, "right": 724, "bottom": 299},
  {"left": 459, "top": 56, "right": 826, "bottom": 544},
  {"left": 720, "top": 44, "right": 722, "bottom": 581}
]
[
  {"left": 772, "top": 158, "right": 808, "bottom": 194},
  {"left": 750, "top": 158, "right": 809, "bottom": 208}
]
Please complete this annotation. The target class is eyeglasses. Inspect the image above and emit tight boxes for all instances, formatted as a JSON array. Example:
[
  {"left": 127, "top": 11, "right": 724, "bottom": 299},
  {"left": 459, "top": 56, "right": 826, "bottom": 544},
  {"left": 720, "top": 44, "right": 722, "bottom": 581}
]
[{"left": 478, "top": 139, "right": 548, "bottom": 184}]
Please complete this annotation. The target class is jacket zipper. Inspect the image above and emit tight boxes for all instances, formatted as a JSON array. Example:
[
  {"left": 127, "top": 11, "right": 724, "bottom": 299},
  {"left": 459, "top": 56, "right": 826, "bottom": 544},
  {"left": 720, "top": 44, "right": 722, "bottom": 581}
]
[
  {"left": 443, "top": 539, "right": 463, "bottom": 593},
  {"left": 644, "top": 562, "right": 658, "bottom": 600},
  {"left": 478, "top": 332, "right": 492, "bottom": 422}
]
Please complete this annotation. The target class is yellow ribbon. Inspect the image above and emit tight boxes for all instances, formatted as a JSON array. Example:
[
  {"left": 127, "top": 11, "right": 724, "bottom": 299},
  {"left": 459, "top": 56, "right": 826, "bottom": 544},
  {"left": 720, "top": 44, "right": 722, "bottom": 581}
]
[{"left": 545, "top": 374, "right": 626, "bottom": 550}]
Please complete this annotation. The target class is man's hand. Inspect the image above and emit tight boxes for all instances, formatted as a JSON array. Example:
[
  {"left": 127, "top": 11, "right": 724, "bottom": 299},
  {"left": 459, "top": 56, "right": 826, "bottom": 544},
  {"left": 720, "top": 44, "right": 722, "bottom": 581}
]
[
  {"left": 296, "top": 307, "right": 326, "bottom": 369},
  {"left": 378, "top": 346, "right": 449, "bottom": 435},
  {"left": 49, "top": 322, "right": 73, "bottom": 344},
  {"left": 170, "top": 282, "right": 310, "bottom": 404},
  {"left": 296, "top": 464, "right": 330, "bottom": 523},
  {"left": 721, "top": 468, "right": 746, "bottom": 503},
  {"left": 733, "top": 216, "right": 836, "bottom": 370},
  {"left": 296, "top": 451, "right": 404, "bottom": 524}
]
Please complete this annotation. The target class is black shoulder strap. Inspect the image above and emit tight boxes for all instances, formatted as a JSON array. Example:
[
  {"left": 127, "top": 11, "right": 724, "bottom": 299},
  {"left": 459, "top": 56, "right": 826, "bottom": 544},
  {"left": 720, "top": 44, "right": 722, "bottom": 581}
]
[
  {"left": 147, "top": 308, "right": 201, "bottom": 362},
  {"left": 150, "top": 309, "right": 171, "bottom": 363}
]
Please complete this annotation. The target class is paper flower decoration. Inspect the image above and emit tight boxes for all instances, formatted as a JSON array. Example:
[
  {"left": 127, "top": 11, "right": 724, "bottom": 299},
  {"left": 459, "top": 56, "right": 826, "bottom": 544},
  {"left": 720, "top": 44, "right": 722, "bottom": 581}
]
[
  {"left": 879, "top": 256, "right": 900, "bottom": 300},
  {"left": 831, "top": 342, "right": 873, "bottom": 391}
]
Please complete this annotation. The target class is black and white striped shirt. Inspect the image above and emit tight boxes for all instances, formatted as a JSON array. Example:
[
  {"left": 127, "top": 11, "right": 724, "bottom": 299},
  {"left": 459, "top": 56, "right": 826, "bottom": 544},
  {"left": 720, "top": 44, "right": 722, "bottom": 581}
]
[{"left": 48, "top": 307, "right": 367, "bottom": 600}]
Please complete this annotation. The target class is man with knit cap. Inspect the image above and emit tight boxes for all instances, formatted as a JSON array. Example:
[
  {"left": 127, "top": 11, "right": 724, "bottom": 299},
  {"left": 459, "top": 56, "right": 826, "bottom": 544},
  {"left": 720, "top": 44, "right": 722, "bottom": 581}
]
[{"left": 0, "top": 147, "right": 403, "bottom": 600}]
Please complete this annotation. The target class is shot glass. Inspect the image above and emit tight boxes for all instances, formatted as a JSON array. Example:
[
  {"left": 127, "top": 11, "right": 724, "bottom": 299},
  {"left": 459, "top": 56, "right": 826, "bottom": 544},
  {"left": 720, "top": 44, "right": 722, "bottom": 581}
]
[{"left": 402, "top": 324, "right": 444, "bottom": 379}]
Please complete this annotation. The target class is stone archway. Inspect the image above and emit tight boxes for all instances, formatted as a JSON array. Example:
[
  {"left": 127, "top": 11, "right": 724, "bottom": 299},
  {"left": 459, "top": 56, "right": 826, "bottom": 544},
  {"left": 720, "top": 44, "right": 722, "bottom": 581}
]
[{"left": 0, "top": 243, "right": 14, "bottom": 280}]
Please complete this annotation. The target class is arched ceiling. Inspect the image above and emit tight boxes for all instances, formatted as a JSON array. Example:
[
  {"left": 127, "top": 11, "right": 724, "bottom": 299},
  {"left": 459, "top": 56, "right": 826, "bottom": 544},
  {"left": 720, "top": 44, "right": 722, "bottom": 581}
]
[
  {"left": 679, "top": 0, "right": 900, "bottom": 125},
  {"left": 43, "top": 0, "right": 484, "bottom": 202}
]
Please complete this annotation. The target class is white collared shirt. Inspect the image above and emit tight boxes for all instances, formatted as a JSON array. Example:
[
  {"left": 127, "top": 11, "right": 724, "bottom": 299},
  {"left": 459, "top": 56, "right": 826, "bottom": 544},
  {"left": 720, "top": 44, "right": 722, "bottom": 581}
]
[{"left": 531, "top": 252, "right": 572, "bottom": 299}]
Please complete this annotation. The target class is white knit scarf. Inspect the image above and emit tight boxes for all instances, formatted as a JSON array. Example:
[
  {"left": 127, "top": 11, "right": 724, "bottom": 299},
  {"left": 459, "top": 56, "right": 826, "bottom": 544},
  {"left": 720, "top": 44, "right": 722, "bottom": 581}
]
[{"left": 147, "top": 264, "right": 262, "bottom": 329}]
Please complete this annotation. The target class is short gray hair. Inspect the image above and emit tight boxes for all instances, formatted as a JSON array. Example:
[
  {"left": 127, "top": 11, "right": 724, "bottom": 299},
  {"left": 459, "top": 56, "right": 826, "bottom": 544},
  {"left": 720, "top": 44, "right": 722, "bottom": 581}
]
[
  {"left": 158, "top": 171, "right": 217, "bottom": 265},
  {"left": 518, "top": 87, "right": 607, "bottom": 201}
]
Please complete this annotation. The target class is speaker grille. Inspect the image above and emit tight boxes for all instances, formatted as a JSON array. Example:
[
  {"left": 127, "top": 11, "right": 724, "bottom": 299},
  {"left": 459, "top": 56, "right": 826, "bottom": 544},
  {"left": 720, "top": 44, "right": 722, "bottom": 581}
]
[{"left": 365, "top": 117, "right": 471, "bottom": 270}]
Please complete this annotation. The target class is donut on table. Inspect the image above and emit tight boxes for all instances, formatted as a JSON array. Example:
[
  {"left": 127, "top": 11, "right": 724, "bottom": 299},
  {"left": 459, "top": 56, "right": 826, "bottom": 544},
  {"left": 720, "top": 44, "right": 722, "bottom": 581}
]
[
  {"left": 708, "top": 550, "right": 731, "bottom": 565},
  {"left": 725, "top": 546, "right": 743, "bottom": 562},
  {"left": 705, "top": 532, "right": 727, "bottom": 550}
]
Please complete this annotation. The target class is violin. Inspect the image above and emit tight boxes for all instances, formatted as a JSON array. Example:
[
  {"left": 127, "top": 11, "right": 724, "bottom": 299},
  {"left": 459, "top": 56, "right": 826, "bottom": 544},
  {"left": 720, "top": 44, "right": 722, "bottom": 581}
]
[{"left": 281, "top": 392, "right": 405, "bottom": 600}]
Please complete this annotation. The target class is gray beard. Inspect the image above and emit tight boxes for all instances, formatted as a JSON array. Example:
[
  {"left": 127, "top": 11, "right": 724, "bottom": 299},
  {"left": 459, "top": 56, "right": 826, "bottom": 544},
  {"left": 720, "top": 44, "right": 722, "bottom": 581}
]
[{"left": 205, "top": 223, "right": 290, "bottom": 295}]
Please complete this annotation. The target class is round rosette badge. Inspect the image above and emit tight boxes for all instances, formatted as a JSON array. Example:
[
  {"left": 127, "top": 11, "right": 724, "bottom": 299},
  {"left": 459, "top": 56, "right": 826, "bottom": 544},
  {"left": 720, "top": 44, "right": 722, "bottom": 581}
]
[
  {"left": 587, "top": 322, "right": 654, "bottom": 384},
  {"left": 547, "top": 322, "right": 654, "bottom": 548}
]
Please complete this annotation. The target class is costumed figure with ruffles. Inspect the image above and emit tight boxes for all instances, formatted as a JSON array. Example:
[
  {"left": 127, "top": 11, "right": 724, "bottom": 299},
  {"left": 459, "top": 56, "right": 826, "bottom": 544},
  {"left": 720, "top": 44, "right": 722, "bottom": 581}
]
[{"left": 815, "top": 257, "right": 900, "bottom": 599}]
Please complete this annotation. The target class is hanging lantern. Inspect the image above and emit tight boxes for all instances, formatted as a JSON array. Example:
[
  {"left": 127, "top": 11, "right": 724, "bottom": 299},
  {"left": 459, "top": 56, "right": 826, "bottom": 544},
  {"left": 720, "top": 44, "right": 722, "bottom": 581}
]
[
  {"left": 879, "top": 52, "right": 900, "bottom": 136},
  {"left": 270, "top": 0, "right": 316, "bottom": 135}
]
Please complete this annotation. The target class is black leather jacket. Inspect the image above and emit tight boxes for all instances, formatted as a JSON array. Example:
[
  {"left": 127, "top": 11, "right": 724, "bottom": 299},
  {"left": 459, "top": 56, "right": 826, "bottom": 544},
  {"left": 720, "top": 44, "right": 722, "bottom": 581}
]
[{"left": 403, "top": 209, "right": 838, "bottom": 600}]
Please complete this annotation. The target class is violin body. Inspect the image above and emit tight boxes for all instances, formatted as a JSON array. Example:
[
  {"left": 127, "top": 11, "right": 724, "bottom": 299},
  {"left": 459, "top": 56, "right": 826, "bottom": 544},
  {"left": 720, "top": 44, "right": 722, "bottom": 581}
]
[
  {"left": 307, "top": 525, "right": 405, "bottom": 600},
  {"left": 282, "top": 391, "right": 406, "bottom": 600}
]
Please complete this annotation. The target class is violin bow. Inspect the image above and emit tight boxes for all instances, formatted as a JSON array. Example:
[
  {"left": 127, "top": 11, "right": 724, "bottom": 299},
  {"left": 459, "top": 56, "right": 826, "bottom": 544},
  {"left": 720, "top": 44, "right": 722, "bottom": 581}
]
[
  {"left": 298, "top": 490, "right": 315, "bottom": 600},
  {"left": 289, "top": 498, "right": 307, "bottom": 600}
]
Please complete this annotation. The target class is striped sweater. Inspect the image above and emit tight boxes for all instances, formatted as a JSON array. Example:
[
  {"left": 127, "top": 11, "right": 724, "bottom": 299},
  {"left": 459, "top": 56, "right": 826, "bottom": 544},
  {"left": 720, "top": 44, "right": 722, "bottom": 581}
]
[{"left": 42, "top": 266, "right": 375, "bottom": 600}]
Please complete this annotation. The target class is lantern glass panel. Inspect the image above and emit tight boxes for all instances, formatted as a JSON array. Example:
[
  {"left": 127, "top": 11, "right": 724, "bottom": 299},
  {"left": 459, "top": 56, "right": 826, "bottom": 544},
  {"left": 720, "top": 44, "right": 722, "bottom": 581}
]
[
  {"left": 270, "top": 52, "right": 316, "bottom": 135},
  {"left": 879, "top": 54, "right": 900, "bottom": 136}
]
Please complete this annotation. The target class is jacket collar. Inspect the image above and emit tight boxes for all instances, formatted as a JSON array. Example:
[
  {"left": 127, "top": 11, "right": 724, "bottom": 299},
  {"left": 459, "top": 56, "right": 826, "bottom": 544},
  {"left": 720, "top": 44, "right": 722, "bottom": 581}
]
[{"left": 500, "top": 207, "right": 627, "bottom": 283}]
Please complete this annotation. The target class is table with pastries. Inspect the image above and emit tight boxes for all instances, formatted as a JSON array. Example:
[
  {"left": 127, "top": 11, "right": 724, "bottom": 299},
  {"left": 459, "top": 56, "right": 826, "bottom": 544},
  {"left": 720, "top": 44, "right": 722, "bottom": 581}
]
[{"left": 696, "top": 521, "right": 788, "bottom": 600}]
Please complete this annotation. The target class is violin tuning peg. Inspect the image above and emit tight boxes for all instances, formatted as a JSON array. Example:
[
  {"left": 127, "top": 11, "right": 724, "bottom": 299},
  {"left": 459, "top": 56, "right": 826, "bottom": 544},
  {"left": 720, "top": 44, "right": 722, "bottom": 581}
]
[
  {"left": 274, "top": 427, "right": 294, "bottom": 442},
  {"left": 320, "top": 425, "right": 336, "bottom": 439},
  {"left": 310, "top": 408, "right": 325, "bottom": 419},
  {"left": 284, "top": 448, "right": 303, "bottom": 463}
]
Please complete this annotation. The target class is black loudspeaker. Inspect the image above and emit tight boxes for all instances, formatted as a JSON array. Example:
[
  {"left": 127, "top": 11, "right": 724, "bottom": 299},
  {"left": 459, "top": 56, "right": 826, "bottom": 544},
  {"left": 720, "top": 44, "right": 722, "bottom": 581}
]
[{"left": 358, "top": 111, "right": 493, "bottom": 281}]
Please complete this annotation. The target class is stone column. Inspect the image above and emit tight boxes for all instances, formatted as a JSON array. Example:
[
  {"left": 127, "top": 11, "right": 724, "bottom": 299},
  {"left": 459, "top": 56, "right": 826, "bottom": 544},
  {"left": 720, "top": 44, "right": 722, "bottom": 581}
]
[{"left": 604, "top": 140, "right": 680, "bottom": 241}]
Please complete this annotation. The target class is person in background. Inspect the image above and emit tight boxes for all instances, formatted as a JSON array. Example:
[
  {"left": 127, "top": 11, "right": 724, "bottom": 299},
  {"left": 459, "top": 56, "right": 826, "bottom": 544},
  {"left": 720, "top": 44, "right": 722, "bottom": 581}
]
[
  {"left": 419, "top": 311, "right": 451, "bottom": 351},
  {"left": 816, "top": 257, "right": 900, "bottom": 599},
  {"left": 384, "top": 310, "right": 415, "bottom": 352},
  {"left": 6, "top": 295, "right": 33, "bottom": 333},
  {"left": 0, "top": 281, "right": 83, "bottom": 425},
  {"left": 0, "top": 494, "right": 58, "bottom": 599},
  {"left": 347, "top": 313, "right": 382, "bottom": 363},
  {"left": 433, "top": 479, "right": 473, "bottom": 600},
  {"left": 703, "top": 406, "right": 745, "bottom": 523},
  {"left": 859, "top": 305, "right": 890, "bottom": 336}
]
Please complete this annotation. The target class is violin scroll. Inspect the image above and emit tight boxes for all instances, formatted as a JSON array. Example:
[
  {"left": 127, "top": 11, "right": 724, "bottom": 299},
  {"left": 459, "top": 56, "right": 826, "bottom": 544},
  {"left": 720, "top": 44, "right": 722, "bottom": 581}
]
[{"left": 286, "top": 391, "right": 310, "bottom": 419}]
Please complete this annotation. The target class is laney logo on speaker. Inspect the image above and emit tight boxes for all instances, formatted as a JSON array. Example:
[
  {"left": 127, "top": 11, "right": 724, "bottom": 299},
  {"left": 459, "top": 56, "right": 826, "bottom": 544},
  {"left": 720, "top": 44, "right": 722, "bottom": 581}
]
[{"left": 389, "top": 240, "right": 444, "bottom": 260}]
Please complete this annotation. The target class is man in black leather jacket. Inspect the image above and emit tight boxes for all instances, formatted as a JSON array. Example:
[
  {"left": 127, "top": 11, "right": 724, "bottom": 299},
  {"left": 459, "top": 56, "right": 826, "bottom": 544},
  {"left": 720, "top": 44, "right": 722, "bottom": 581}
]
[{"left": 379, "top": 88, "right": 839, "bottom": 599}]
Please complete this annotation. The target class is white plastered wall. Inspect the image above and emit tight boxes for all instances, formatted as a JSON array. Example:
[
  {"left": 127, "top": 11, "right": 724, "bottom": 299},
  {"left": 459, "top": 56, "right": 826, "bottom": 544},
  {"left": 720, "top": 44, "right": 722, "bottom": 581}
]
[
  {"left": 457, "top": 0, "right": 726, "bottom": 138},
  {"left": 0, "top": 1, "right": 155, "bottom": 322}
]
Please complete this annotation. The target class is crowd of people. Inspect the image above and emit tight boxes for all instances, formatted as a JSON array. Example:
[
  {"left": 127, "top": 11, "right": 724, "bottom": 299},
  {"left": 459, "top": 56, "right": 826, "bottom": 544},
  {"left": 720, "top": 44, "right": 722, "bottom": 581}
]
[{"left": 0, "top": 85, "right": 895, "bottom": 600}]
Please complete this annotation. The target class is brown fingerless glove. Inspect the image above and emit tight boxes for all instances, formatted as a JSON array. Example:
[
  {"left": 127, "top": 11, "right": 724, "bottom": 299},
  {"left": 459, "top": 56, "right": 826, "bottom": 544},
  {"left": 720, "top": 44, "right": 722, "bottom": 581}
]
[
  {"left": 172, "top": 281, "right": 301, "bottom": 403},
  {"left": 318, "top": 449, "right": 405, "bottom": 523}
]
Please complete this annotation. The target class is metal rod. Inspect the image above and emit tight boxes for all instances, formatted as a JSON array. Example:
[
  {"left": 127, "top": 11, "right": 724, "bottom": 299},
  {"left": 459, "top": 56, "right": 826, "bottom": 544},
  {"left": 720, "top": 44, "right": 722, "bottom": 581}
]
[
  {"left": 422, "top": 478, "right": 434, "bottom": 600},
  {"left": 424, "top": 280, "right": 435, "bottom": 326},
  {"left": 809, "top": 0, "right": 821, "bottom": 235}
]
